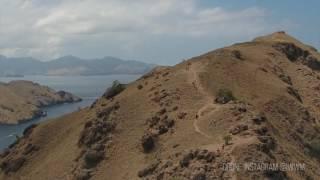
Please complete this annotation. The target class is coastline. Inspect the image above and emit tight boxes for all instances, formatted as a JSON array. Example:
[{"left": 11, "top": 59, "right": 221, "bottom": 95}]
[{"left": 0, "top": 98, "right": 82, "bottom": 125}]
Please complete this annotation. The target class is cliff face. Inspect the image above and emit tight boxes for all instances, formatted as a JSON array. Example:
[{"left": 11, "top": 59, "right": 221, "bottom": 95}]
[
  {"left": 0, "top": 80, "right": 81, "bottom": 124},
  {"left": 1, "top": 32, "right": 320, "bottom": 180}
]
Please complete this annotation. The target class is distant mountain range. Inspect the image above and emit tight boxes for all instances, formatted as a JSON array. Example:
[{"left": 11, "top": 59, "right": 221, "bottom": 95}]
[{"left": 0, "top": 55, "right": 156, "bottom": 76}]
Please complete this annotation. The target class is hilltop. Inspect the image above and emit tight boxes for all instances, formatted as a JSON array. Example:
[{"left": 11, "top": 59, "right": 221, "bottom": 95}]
[
  {"left": 0, "top": 80, "right": 81, "bottom": 124},
  {"left": 1, "top": 32, "right": 320, "bottom": 179}
]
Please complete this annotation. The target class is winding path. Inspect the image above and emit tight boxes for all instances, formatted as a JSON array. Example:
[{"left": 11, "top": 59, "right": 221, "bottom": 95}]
[
  {"left": 186, "top": 62, "right": 258, "bottom": 180},
  {"left": 188, "top": 62, "right": 220, "bottom": 139}
]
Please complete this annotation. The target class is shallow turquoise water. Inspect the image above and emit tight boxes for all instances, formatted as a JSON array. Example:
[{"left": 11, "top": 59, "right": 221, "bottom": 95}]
[{"left": 0, "top": 75, "right": 140, "bottom": 150}]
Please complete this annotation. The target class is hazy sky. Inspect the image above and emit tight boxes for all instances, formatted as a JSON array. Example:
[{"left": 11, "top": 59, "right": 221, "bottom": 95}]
[{"left": 0, "top": 0, "right": 319, "bottom": 65}]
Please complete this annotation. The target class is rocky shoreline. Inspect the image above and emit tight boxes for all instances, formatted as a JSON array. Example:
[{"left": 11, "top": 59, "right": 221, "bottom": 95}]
[
  {"left": 13, "top": 96, "right": 82, "bottom": 125},
  {"left": 0, "top": 81, "right": 81, "bottom": 125}
]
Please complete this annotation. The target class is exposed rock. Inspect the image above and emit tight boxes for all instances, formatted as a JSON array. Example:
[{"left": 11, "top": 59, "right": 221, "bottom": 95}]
[
  {"left": 162, "top": 72, "right": 170, "bottom": 77},
  {"left": 147, "top": 116, "right": 161, "bottom": 128},
  {"left": 157, "top": 108, "right": 167, "bottom": 115},
  {"left": 195, "top": 150, "right": 215, "bottom": 162},
  {"left": 75, "top": 170, "right": 92, "bottom": 180},
  {"left": 180, "top": 152, "right": 194, "bottom": 167},
  {"left": 172, "top": 106, "right": 179, "bottom": 111},
  {"left": 252, "top": 114, "right": 266, "bottom": 125},
  {"left": 237, "top": 106, "right": 247, "bottom": 113},
  {"left": 215, "top": 89, "right": 236, "bottom": 104},
  {"left": 158, "top": 125, "right": 169, "bottom": 135},
  {"left": 22, "top": 124, "right": 38, "bottom": 137},
  {"left": 231, "top": 50, "right": 243, "bottom": 60},
  {"left": 0, "top": 149, "right": 10, "bottom": 158},
  {"left": 192, "top": 172, "right": 206, "bottom": 180},
  {"left": 163, "top": 119, "right": 175, "bottom": 128},
  {"left": 264, "top": 170, "right": 287, "bottom": 179},
  {"left": 138, "top": 162, "right": 159, "bottom": 177},
  {"left": 96, "top": 106, "right": 114, "bottom": 119},
  {"left": 273, "top": 42, "right": 320, "bottom": 71},
  {"left": 254, "top": 126, "right": 269, "bottom": 136},
  {"left": 72, "top": 104, "right": 119, "bottom": 178},
  {"left": 56, "top": 90, "right": 81, "bottom": 102},
  {"left": 138, "top": 149, "right": 225, "bottom": 179},
  {"left": 146, "top": 109, "right": 175, "bottom": 137},
  {"left": 304, "top": 55, "right": 320, "bottom": 71},
  {"left": 78, "top": 120, "right": 115, "bottom": 147},
  {"left": 83, "top": 150, "right": 104, "bottom": 169},
  {"left": 258, "top": 136, "right": 276, "bottom": 151},
  {"left": 79, "top": 105, "right": 117, "bottom": 147},
  {"left": 287, "top": 86, "right": 303, "bottom": 102},
  {"left": 23, "top": 144, "right": 39, "bottom": 155},
  {"left": 91, "top": 143, "right": 105, "bottom": 152},
  {"left": 278, "top": 74, "right": 292, "bottom": 85},
  {"left": 0, "top": 157, "right": 26, "bottom": 174},
  {"left": 177, "top": 112, "right": 187, "bottom": 119},
  {"left": 230, "top": 124, "right": 248, "bottom": 135},
  {"left": 273, "top": 42, "right": 309, "bottom": 62}
]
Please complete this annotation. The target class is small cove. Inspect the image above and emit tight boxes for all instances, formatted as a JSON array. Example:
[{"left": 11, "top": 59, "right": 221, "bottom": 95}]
[{"left": 0, "top": 74, "right": 140, "bottom": 150}]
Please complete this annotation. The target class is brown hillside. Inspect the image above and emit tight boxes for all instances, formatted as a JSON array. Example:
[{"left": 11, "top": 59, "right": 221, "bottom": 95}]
[{"left": 1, "top": 32, "right": 320, "bottom": 180}]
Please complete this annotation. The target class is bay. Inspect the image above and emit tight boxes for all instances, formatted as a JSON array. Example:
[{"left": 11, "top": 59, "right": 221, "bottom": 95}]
[{"left": 0, "top": 74, "right": 140, "bottom": 150}]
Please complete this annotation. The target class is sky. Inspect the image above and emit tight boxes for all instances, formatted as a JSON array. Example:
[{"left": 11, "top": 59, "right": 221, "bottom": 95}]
[{"left": 0, "top": 0, "right": 319, "bottom": 65}]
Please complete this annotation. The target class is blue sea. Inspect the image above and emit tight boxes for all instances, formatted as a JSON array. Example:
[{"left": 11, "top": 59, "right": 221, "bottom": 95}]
[{"left": 0, "top": 75, "right": 140, "bottom": 150}]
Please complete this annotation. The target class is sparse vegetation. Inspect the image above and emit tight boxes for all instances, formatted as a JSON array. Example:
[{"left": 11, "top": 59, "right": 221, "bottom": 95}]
[
  {"left": 141, "top": 134, "right": 155, "bottom": 153},
  {"left": 308, "top": 139, "right": 320, "bottom": 159},
  {"left": 83, "top": 150, "right": 104, "bottom": 168},
  {"left": 137, "top": 84, "right": 143, "bottom": 90},
  {"left": 231, "top": 50, "right": 243, "bottom": 60},
  {"left": 223, "top": 135, "right": 232, "bottom": 145},
  {"left": 103, "top": 80, "right": 126, "bottom": 99},
  {"left": 215, "top": 88, "right": 236, "bottom": 104}
]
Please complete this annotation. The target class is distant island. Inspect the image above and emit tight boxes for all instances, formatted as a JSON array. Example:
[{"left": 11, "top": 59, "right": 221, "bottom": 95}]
[
  {"left": 0, "top": 55, "right": 156, "bottom": 76},
  {"left": 4, "top": 74, "right": 24, "bottom": 78},
  {"left": 0, "top": 80, "right": 81, "bottom": 124}
]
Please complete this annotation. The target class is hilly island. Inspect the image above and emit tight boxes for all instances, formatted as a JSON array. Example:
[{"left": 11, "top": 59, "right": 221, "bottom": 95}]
[
  {"left": 1, "top": 32, "right": 320, "bottom": 180},
  {"left": 0, "top": 80, "right": 81, "bottom": 125}
]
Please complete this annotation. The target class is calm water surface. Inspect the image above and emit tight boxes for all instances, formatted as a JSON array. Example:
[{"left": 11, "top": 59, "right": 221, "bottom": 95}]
[{"left": 0, "top": 75, "right": 140, "bottom": 150}]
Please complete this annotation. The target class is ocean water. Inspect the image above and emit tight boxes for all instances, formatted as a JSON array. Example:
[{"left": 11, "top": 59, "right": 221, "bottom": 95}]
[{"left": 0, "top": 75, "right": 140, "bottom": 150}]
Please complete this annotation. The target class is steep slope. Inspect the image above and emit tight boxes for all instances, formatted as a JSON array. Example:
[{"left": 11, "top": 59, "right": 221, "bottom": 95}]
[
  {"left": 1, "top": 32, "right": 320, "bottom": 180},
  {"left": 0, "top": 80, "right": 81, "bottom": 124}
]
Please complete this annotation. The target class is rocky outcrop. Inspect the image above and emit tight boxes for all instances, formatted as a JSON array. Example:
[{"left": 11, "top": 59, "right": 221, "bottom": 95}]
[
  {"left": 273, "top": 42, "right": 320, "bottom": 71},
  {"left": 73, "top": 102, "right": 119, "bottom": 179},
  {"left": 138, "top": 149, "right": 229, "bottom": 179}
]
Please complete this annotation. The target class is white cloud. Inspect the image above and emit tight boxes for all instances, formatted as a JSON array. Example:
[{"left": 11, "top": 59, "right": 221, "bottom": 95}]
[{"left": 0, "top": 0, "right": 286, "bottom": 63}]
